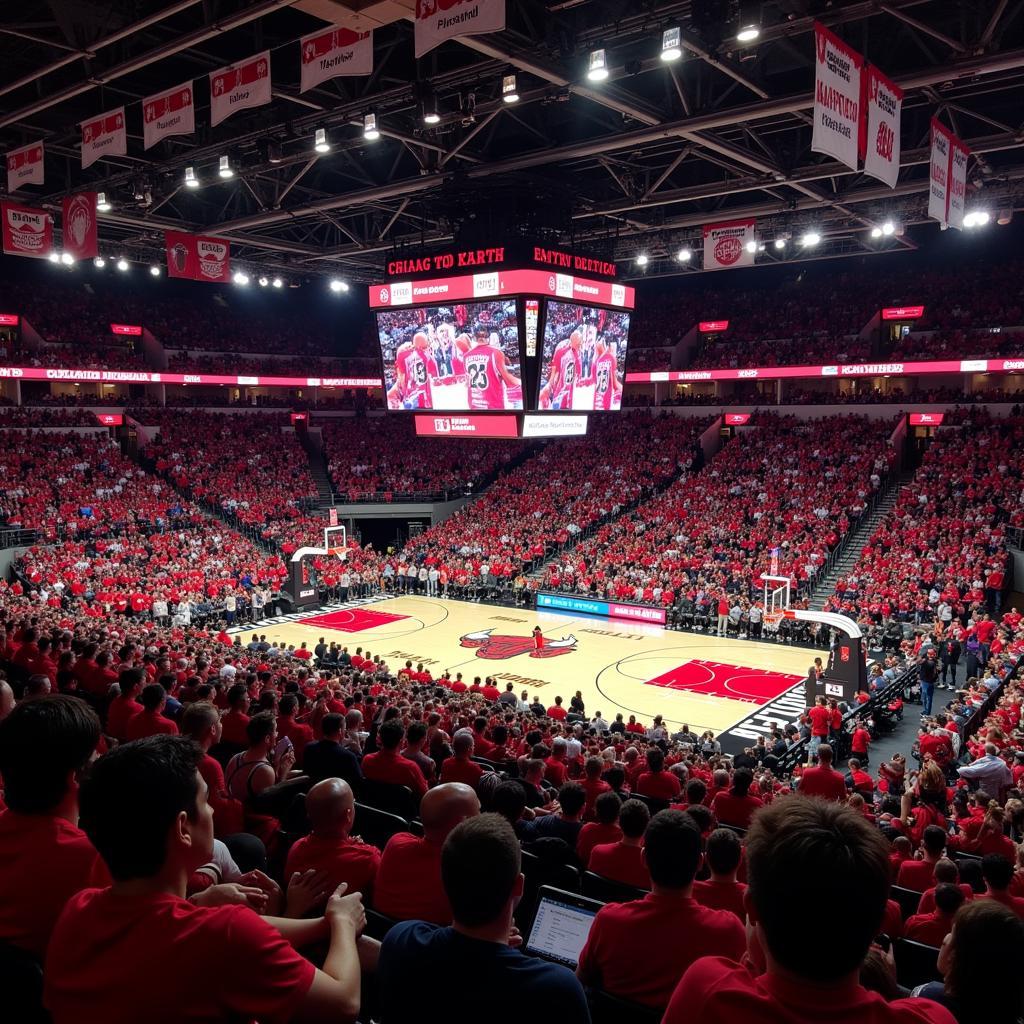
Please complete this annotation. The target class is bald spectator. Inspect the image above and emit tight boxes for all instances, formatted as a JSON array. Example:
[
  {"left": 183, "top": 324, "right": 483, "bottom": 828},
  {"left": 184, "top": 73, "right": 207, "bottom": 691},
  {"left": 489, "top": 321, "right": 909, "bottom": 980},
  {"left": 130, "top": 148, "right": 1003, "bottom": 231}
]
[
  {"left": 373, "top": 782, "right": 480, "bottom": 924},
  {"left": 440, "top": 731, "right": 484, "bottom": 790},
  {"left": 0, "top": 678, "right": 14, "bottom": 720}
]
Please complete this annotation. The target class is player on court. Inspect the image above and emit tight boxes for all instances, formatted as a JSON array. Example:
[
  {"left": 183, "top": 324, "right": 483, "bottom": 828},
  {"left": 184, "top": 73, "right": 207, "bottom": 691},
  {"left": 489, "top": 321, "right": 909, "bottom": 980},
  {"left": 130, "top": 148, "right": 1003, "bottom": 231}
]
[
  {"left": 463, "top": 325, "right": 522, "bottom": 410},
  {"left": 539, "top": 330, "right": 583, "bottom": 410},
  {"left": 394, "top": 331, "right": 439, "bottom": 409},
  {"left": 589, "top": 337, "right": 623, "bottom": 411}
]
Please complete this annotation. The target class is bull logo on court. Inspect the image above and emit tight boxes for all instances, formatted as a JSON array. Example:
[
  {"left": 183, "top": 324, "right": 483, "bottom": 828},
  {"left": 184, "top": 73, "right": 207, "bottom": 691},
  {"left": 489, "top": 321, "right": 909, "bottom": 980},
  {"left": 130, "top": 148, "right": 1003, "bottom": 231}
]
[{"left": 459, "top": 629, "right": 578, "bottom": 660}]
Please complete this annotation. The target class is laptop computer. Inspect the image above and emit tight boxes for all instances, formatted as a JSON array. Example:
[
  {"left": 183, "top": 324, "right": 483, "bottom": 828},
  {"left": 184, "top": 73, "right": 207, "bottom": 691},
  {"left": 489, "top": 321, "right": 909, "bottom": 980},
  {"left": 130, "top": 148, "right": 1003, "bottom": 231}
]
[{"left": 523, "top": 886, "right": 604, "bottom": 969}]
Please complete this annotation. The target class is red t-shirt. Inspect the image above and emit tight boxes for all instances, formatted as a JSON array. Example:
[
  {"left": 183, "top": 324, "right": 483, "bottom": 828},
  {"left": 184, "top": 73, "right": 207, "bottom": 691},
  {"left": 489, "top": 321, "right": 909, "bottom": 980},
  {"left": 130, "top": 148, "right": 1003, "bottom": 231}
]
[
  {"left": 285, "top": 834, "right": 381, "bottom": 902},
  {"left": 897, "top": 859, "right": 938, "bottom": 892},
  {"left": 439, "top": 756, "right": 484, "bottom": 789},
  {"left": 362, "top": 749, "right": 429, "bottom": 796},
  {"left": 710, "top": 791, "right": 764, "bottom": 829},
  {"left": 219, "top": 709, "right": 250, "bottom": 747},
  {"left": 666, "top": 957, "right": 956, "bottom": 1024},
  {"left": 588, "top": 842, "right": 652, "bottom": 890},
  {"left": 577, "top": 822, "right": 623, "bottom": 866},
  {"left": 916, "top": 884, "right": 974, "bottom": 915},
  {"left": 636, "top": 770, "right": 682, "bottom": 801},
  {"left": 808, "top": 705, "right": 832, "bottom": 737},
  {"left": 904, "top": 911, "right": 955, "bottom": 947},
  {"left": 125, "top": 710, "right": 179, "bottom": 741},
  {"left": 373, "top": 833, "right": 450, "bottom": 924},
  {"left": 693, "top": 878, "right": 748, "bottom": 920},
  {"left": 44, "top": 889, "right": 315, "bottom": 1024},
  {"left": 579, "top": 894, "right": 745, "bottom": 1008},
  {"left": 797, "top": 767, "right": 847, "bottom": 802},
  {"left": 0, "top": 812, "right": 109, "bottom": 958},
  {"left": 106, "top": 695, "right": 142, "bottom": 742}
]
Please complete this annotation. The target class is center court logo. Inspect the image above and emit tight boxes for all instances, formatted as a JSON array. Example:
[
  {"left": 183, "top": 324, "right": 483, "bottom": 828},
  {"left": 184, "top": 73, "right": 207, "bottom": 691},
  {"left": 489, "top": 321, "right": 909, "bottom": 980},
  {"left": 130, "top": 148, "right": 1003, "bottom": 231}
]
[{"left": 459, "top": 628, "right": 578, "bottom": 660}]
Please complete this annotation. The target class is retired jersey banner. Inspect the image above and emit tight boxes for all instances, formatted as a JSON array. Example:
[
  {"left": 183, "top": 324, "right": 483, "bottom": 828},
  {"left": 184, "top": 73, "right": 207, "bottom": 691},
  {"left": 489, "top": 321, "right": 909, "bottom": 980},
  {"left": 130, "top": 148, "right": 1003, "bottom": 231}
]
[
  {"left": 703, "top": 219, "right": 755, "bottom": 271},
  {"left": 811, "top": 22, "right": 862, "bottom": 171},
  {"left": 928, "top": 120, "right": 969, "bottom": 229},
  {"left": 143, "top": 81, "right": 195, "bottom": 150},
  {"left": 862, "top": 66, "right": 902, "bottom": 188},
  {"left": 62, "top": 193, "right": 98, "bottom": 261},
  {"left": 947, "top": 133, "right": 969, "bottom": 231},
  {"left": 210, "top": 51, "right": 271, "bottom": 127},
  {"left": 414, "top": 0, "right": 506, "bottom": 59},
  {"left": 6, "top": 141, "right": 44, "bottom": 192},
  {"left": 2, "top": 202, "right": 52, "bottom": 259},
  {"left": 300, "top": 26, "right": 373, "bottom": 91},
  {"left": 165, "top": 230, "right": 230, "bottom": 283},
  {"left": 81, "top": 107, "right": 126, "bottom": 169}
]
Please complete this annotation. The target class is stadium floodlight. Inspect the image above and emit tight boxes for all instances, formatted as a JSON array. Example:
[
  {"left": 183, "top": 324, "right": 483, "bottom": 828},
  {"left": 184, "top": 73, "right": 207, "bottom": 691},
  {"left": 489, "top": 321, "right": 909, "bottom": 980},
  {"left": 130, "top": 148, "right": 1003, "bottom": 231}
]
[
  {"left": 422, "top": 95, "right": 441, "bottom": 126},
  {"left": 660, "top": 27, "right": 682, "bottom": 62},
  {"left": 329, "top": 278, "right": 349, "bottom": 293},
  {"left": 800, "top": 230, "right": 821, "bottom": 247},
  {"left": 149, "top": 265, "right": 160, "bottom": 276},
  {"left": 963, "top": 210, "right": 990, "bottom": 228},
  {"left": 502, "top": 74, "right": 519, "bottom": 103},
  {"left": 272, "top": 277, "right": 283, "bottom": 288},
  {"left": 635, "top": 253, "right": 649, "bottom": 266},
  {"left": 676, "top": 247, "right": 691, "bottom": 262},
  {"left": 774, "top": 238, "right": 786, "bottom": 249},
  {"left": 258, "top": 276, "right": 269, "bottom": 287},
  {"left": 232, "top": 271, "right": 250, "bottom": 286},
  {"left": 48, "top": 251, "right": 60, "bottom": 264},
  {"left": 587, "top": 49, "right": 609, "bottom": 82},
  {"left": 882, "top": 220, "right": 895, "bottom": 236},
  {"left": 184, "top": 166, "right": 199, "bottom": 188},
  {"left": 744, "top": 239, "right": 757, "bottom": 254},
  {"left": 218, "top": 155, "right": 233, "bottom": 178},
  {"left": 363, "top": 113, "right": 380, "bottom": 141},
  {"left": 93, "top": 257, "right": 106, "bottom": 268},
  {"left": 314, "top": 128, "right": 331, "bottom": 153},
  {"left": 116, "top": 258, "right": 129, "bottom": 272},
  {"left": 736, "top": 1, "right": 761, "bottom": 42},
  {"left": 870, "top": 226, "right": 882, "bottom": 239},
  {"left": 96, "top": 192, "right": 111, "bottom": 211},
  {"left": 60, "top": 252, "right": 75, "bottom": 266}
]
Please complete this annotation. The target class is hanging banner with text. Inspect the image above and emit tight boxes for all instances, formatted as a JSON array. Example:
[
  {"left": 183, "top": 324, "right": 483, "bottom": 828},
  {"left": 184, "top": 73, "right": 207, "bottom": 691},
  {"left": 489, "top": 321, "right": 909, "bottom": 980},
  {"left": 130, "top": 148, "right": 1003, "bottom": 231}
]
[
  {"left": 143, "top": 81, "right": 195, "bottom": 150},
  {"left": 6, "top": 141, "right": 44, "bottom": 192},
  {"left": 210, "top": 51, "right": 271, "bottom": 127},
  {"left": 862, "top": 66, "right": 902, "bottom": 188},
  {"left": 62, "top": 193, "right": 98, "bottom": 261},
  {"left": 164, "top": 230, "right": 231, "bottom": 283},
  {"left": 414, "top": 0, "right": 506, "bottom": 59},
  {"left": 1, "top": 202, "right": 52, "bottom": 259},
  {"left": 300, "top": 26, "right": 373, "bottom": 91},
  {"left": 703, "top": 220, "right": 755, "bottom": 271},
  {"left": 81, "top": 107, "right": 127, "bottom": 169},
  {"left": 928, "top": 119, "right": 969, "bottom": 230},
  {"left": 811, "top": 22, "right": 862, "bottom": 171}
]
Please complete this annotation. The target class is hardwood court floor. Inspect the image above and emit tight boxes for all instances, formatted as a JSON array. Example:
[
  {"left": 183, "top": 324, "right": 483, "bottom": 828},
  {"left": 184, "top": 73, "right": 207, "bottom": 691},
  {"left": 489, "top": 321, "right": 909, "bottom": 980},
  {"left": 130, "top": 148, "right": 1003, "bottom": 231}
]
[{"left": 244, "top": 596, "right": 817, "bottom": 736}]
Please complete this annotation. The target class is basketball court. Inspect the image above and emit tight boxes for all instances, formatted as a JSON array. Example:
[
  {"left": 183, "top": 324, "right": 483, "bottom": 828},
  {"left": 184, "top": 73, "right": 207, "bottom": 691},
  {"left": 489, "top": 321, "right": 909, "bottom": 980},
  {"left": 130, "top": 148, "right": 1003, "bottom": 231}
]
[{"left": 237, "top": 595, "right": 818, "bottom": 739}]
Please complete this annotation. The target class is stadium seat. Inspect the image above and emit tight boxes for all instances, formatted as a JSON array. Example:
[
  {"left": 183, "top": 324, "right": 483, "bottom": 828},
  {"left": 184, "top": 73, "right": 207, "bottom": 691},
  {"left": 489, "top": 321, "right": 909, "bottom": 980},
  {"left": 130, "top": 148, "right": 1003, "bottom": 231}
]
[
  {"left": 354, "top": 802, "right": 411, "bottom": 850},
  {"left": 358, "top": 779, "right": 419, "bottom": 820},
  {"left": 893, "top": 938, "right": 942, "bottom": 989},
  {"left": 581, "top": 871, "right": 649, "bottom": 905},
  {"left": 364, "top": 908, "right": 401, "bottom": 941},
  {"left": 585, "top": 986, "right": 662, "bottom": 1024},
  {"left": 891, "top": 884, "right": 924, "bottom": 920},
  {"left": 0, "top": 941, "right": 49, "bottom": 1024}
]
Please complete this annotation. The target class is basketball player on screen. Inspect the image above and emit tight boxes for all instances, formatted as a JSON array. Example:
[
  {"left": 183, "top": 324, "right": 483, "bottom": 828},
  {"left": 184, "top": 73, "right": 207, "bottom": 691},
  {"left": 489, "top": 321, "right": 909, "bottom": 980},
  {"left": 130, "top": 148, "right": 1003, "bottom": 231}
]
[
  {"left": 386, "top": 340, "right": 414, "bottom": 409},
  {"left": 394, "top": 331, "right": 438, "bottom": 409},
  {"left": 539, "top": 330, "right": 582, "bottom": 410},
  {"left": 589, "top": 337, "right": 623, "bottom": 411},
  {"left": 464, "top": 325, "right": 522, "bottom": 410}
]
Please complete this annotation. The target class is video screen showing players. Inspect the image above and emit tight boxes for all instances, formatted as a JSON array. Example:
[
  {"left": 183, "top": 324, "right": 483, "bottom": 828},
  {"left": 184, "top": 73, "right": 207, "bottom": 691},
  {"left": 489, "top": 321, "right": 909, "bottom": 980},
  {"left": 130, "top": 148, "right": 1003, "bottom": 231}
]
[
  {"left": 376, "top": 299, "right": 524, "bottom": 411},
  {"left": 537, "top": 301, "right": 630, "bottom": 412}
]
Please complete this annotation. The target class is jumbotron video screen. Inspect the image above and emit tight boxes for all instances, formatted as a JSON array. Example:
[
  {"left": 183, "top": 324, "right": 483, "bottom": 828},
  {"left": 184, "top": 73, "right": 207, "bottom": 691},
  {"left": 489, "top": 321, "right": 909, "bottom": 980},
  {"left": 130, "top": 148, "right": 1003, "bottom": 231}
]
[
  {"left": 537, "top": 301, "right": 630, "bottom": 411},
  {"left": 376, "top": 299, "right": 523, "bottom": 411}
]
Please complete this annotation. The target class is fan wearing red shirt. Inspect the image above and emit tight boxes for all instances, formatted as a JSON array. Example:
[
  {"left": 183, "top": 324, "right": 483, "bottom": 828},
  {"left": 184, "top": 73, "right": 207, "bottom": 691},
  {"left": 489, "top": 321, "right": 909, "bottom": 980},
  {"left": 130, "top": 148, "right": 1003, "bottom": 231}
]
[
  {"left": 636, "top": 747, "right": 682, "bottom": 802},
  {"left": 0, "top": 696, "right": 110, "bottom": 960},
  {"left": 980, "top": 854, "right": 1024, "bottom": 920},
  {"left": 373, "top": 782, "right": 480, "bottom": 924},
  {"left": 589, "top": 798, "right": 652, "bottom": 890},
  {"left": 547, "top": 696, "right": 568, "bottom": 720},
  {"left": 106, "top": 667, "right": 144, "bottom": 742},
  {"left": 807, "top": 696, "right": 832, "bottom": 757},
  {"left": 579, "top": 808, "right": 745, "bottom": 1010},
  {"left": 44, "top": 735, "right": 373, "bottom": 1024},
  {"left": 362, "top": 720, "right": 429, "bottom": 798},
  {"left": 710, "top": 768, "right": 764, "bottom": 829},
  {"left": 664, "top": 797, "right": 956, "bottom": 1024},
  {"left": 577, "top": 791, "right": 623, "bottom": 866},
  {"left": 797, "top": 744, "right": 848, "bottom": 802},
  {"left": 897, "top": 826, "right": 948, "bottom": 892},
  {"left": 693, "top": 828, "right": 748, "bottom": 920},
  {"left": 277, "top": 694, "right": 314, "bottom": 766},
  {"left": 904, "top": 883, "right": 966, "bottom": 946},
  {"left": 219, "top": 683, "right": 251, "bottom": 747},
  {"left": 124, "top": 682, "right": 179, "bottom": 741},
  {"left": 439, "top": 732, "right": 485, "bottom": 790}
]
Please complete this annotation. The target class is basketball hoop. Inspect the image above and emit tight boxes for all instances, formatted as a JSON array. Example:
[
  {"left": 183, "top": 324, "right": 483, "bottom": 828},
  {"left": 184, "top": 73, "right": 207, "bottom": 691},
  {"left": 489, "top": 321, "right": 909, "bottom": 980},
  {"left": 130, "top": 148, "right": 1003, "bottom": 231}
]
[
  {"left": 328, "top": 546, "right": 348, "bottom": 562},
  {"left": 763, "top": 610, "right": 784, "bottom": 630}
]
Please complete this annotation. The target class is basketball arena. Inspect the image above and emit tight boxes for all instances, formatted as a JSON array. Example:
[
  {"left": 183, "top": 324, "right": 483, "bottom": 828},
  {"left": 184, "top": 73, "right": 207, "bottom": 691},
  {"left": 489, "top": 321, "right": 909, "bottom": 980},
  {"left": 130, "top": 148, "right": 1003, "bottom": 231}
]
[{"left": 0, "top": 3, "right": 1023, "bottom": 1023}]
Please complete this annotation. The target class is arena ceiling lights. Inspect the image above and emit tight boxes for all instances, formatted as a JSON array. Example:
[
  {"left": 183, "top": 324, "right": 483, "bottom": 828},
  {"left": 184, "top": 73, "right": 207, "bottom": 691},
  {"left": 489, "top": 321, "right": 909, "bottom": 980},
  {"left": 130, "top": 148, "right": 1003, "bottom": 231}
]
[{"left": 0, "top": 1, "right": 1020, "bottom": 282}]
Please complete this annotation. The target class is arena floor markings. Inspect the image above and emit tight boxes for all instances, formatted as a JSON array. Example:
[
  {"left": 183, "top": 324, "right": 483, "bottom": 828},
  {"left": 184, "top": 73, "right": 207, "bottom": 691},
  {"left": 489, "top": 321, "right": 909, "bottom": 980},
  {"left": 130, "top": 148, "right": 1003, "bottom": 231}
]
[
  {"left": 249, "top": 596, "right": 814, "bottom": 738},
  {"left": 297, "top": 607, "right": 411, "bottom": 633}
]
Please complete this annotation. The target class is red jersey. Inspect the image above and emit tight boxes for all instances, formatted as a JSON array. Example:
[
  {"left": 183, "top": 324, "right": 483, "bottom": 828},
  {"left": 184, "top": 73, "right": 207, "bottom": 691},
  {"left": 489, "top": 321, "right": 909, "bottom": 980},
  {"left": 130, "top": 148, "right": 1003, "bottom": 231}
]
[
  {"left": 591, "top": 350, "right": 619, "bottom": 411},
  {"left": 551, "top": 345, "right": 581, "bottom": 409},
  {"left": 397, "top": 347, "right": 437, "bottom": 409},
  {"left": 463, "top": 344, "right": 507, "bottom": 410}
]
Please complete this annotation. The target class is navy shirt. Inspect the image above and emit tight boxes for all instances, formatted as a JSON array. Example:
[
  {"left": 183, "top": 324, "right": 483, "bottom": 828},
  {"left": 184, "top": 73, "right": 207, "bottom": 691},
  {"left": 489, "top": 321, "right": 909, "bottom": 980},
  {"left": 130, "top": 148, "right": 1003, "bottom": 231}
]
[{"left": 377, "top": 921, "right": 590, "bottom": 1024}]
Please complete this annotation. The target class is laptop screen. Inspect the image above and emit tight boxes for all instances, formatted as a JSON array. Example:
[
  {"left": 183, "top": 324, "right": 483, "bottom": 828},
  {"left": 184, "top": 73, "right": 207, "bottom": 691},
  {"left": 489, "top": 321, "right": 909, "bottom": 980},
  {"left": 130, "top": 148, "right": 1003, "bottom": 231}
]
[{"left": 525, "top": 892, "right": 600, "bottom": 968}]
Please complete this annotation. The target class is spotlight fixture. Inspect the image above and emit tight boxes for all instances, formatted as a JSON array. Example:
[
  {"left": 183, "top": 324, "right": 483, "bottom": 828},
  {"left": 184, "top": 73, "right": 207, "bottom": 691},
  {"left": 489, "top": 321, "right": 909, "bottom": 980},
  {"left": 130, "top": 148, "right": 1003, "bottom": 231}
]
[
  {"left": 774, "top": 238, "right": 786, "bottom": 249},
  {"left": 676, "top": 247, "right": 691, "bottom": 262},
  {"left": 60, "top": 252, "right": 75, "bottom": 266},
  {"left": 150, "top": 265, "right": 160, "bottom": 276},
  {"left": 232, "top": 271, "right": 250, "bottom": 286},
  {"left": 258, "top": 275, "right": 269, "bottom": 287},
  {"left": 184, "top": 166, "right": 199, "bottom": 188},
  {"left": 737, "top": 23, "right": 760, "bottom": 42},
  {"left": 363, "top": 113, "right": 380, "bottom": 141},
  {"left": 329, "top": 278, "right": 349, "bottom": 293},
  {"left": 116, "top": 258, "right": 129, "bottom": 272},
  {"left": 272, "top": 277, "right": 283, "bottom": 288},
  {"left": 635, "top": 253, "right": 649, "bottom": 266},
  {"left": 800, "top": 230, "right": 821, "bottom": 247},
  {"left": 218, "top": 155, "right": 233, "bottom": 179},
  {"left": 870, "top": 226, "right": 882, "bottom": 239},
  {"left": 587, "top": 49, "right": 609, "bottom": 82},
  {"left": 736, "top": 2, "right": 761, "bottom": 42},
  {"left": 963, "top": 210, "right": 990, "bottom": 228},
  {"left": 267, "top": 141, "right": 284, "bottom": 164},
  {"left": 93, "top": 257, "right": 106, "bottom": 268},
  {"left": 996, "top": 208, "right": 1013, "bottom": 226},
  {"left": 96, "top": 192, "right": 111, "bottom": 212},
  {"left": 502, "top": 74, "right": 519, "bottom": 104},
  {"left": 744, "top": 239, "right": 758, "bottom": 254},
  {"left": 882, "top": 220, "right": 895, "bottom": 236},
  {"left": 314, "top": 128, "right": 331, "bottom": 153},
  {"left": 660, "top": 27, "right": 682, "bottom": 62},
  {"left": 422, "top": 95, "right": 441, "bottom": 126},
  {"left": 48, "top": 251, "right": 60, "bottom": 264}
]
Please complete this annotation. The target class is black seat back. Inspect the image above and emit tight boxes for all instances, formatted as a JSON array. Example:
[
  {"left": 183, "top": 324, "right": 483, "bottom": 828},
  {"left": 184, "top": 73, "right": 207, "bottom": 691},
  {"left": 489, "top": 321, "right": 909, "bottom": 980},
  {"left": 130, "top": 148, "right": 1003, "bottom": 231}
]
[
  {"left": 893, "top": 938, "right": 942, "bottom": 988},
  {"left": 581, "top": 871, "right": 649, "bottom": 905},
  {"left": 0, "top": 941, "right": 49, "bottom": 1024},
  {"left": 358, "top": 779, "right": 418, "bottom": 819},
  {"left": 354, "top": 802, "right": 411, "bottom": 851}
]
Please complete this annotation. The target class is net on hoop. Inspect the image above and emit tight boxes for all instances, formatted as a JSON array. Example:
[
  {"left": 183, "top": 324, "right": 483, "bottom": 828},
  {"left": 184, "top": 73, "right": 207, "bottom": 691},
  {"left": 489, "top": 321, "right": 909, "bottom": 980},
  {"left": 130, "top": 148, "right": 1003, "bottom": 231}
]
[{"left": 328, "top": 546, "right": 348, "bottom": 562}]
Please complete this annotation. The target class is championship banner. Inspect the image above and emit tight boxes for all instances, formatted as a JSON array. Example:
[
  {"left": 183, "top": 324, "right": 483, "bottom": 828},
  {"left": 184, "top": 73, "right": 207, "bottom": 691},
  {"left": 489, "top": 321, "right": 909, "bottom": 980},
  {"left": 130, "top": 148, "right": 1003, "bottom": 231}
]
[
  {"left": 164, "top": 230, "right": 230, "bottom": 283},
  {"left": 300, "top": 26, "right": 373, "bottom": 91},
  {"left": 928, "top": 119, "right": 970, "bottom": 229},
  {"left": 210, "top": 51, "right": 271, "bottom": 127},
  {"left": 414, "top": 0, "right": 506, "bottom": 59},
  {"left": 702, "top": 219, "right": 756, "bottom": 271},
  {"left": 6, "top": 141, "right": 44, "bottom": 192},
  {"left": 947, "top": 133, "right": 969, "bottom": 231},
  {"left": 811, "top": 22, "right": 862, "bottom": 171},
  {"left": 1, "top": 202, "right": 52, "bottom": 259},
  {"left": 81, "top": 108, "right": 126, "bottom": 169},
  {"left": 62, "top": 193, "right": 98, "bottom": 261},
  {"left": 143, "top": 81, "right": 195, "bottom": 150},
  {"left": 862, "top": 66, "right": 902, "bottom": 188}
]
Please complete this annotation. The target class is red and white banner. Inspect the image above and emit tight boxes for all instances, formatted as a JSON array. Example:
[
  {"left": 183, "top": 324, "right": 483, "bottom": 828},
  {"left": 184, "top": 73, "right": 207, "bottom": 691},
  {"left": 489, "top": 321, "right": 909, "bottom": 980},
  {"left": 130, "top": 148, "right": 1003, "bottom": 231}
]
[
  {"left": 699, "top": 320, "right": 730, "bottom": 333},
  {"left": 143, "top": 81, "right": 195, "bottom": 150},
  {"left": 62, "top": 193, "right": 98, "bottom": 261},
  {"left": 1, "top": 202, "right": 52, "bottom": 259},
  {"left": 862, "top": 66, "right": 902, "bottom": 188},
  {"left": 165, "top": 230, "right": 230, "bottom": 283},
  {"left": 300, "top": 27, "right": 373, "bottom": 91},
  {"left": 95, "top": 413, "right": 124, "bottom": 427},
  {"left": 110, "top": 324, "right": 142, "bottom": 336},
  {"left": 811, "top": 22, "right": 862, "bottom": 171},
  {"left": 0, "top": 314, "right": 19, "bottom": 326},
  {"left": 414, "top": 0, "right": 506, "bottom": 59},
  {"left": 703, "top": 220, "right": 755, "bottom": 271},
  {"left": 881, "top": 306, "right": 924, "bottom": 320},
  {"left": 724, "top": 413, "right": 751, "bottom": 425},
  {"left": 909, "top": 413, "right": 944, "bottom": 426},
  {"left": 210, "top": 51, "right": 271, "bottom": 127},
  {"left": 414, "top": 413, "right": 519, "bottom": 438},
  {"left": 928, "top": 119, "right": 970, "bottom": 230},
  {"left": 6, "top": 141, "right": 44, "bottom": 192},
  {"left": 81, "top": 108, "right": 126, "bottom": 169}
]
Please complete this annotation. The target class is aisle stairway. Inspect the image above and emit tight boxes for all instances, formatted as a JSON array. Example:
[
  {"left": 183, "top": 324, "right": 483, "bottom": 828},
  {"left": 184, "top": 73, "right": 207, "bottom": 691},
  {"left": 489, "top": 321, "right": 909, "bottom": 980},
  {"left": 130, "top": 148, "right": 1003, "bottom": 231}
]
[
  {"left": 807, "top": 471, "right": 912, "bottom": 611},
  {"left": 298, "top": 429, "right": 334, "bottom": 506}
]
